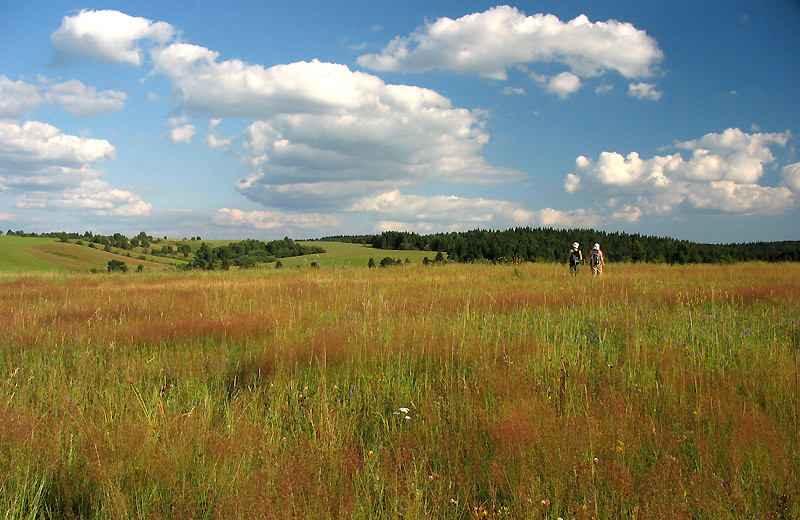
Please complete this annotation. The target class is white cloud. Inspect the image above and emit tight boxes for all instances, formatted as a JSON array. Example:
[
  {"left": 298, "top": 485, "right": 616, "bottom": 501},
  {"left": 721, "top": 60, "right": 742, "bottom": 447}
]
[
  {"left": 0, "top": 120, "right": 150, "bottom": 216},
  {"left": 534, "top": 72, "right": 582, "bottom": 98},
  {"left": 0, "top": 120, "right": 115, "bottom": 169},
  {"left": 628, "top": 82, "right": 662, "bottom": 101},
  {"left": 150, "top": 44, "right": 522, "bottom": 210},
  {"left": 0, "top": 76, "right": 40, "bottom": 119},
  {"left": 611, "top": 204, "right": 643, "bottom": 223},
  {"left": 42, "top": 79, "right": 126, "bottom": 116},
  {"left": 781, "top": 162, "right": 800, "bottom": 192},
  {"left": 357, "top": 7, "right": 662, "bottom": 80},
  {"left": 213, "top": 207, "right": 339, "bottom": 230},
  {"left": 676, "top": 127, "right": 788, "bottom": 183},
  {"left": 51, "top": 9, "right": 174, "bottom": 65},
  {"left": 565, "top": 128, "right": 796, "bottom": 215},
  {"left": 501, "top": 86, "right": 526, "bottom": 96},
  {"left": 349, "top": 189, "right": 535, "bottom": 226},
  {"left": 170, "top": 125, "right": 197, "bottom": 144},
  {"left": 203, "top": 133, "right": 234, "bottom": 149},
  {"left": 686, "top": 181, "right": 794, "bottom": 215},
  {"left": 1, "top": 75, "right": 126, "bottom": 118},
  {"left": 345, "top": 189, "right": 639, "bottom": 231},
  {"left": 595, "top": 83, "right": 613, "bottom": 94}
]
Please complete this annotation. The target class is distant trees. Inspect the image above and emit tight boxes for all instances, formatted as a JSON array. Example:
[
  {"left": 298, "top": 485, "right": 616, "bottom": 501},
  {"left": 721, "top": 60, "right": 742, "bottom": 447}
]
[
  {"left": 317, "top": 228, "right": 800, "bottom": 265},
  {"left": 184, "top": 237, "right": 326, "bottom": 270}
]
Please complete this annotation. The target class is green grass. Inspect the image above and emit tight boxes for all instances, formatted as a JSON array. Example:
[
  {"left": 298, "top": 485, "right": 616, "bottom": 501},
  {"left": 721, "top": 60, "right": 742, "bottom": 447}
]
[
  {"left": 275, "top": 241, "right": 441, "bottom": 268},
  {"left": 0, "top": 236, "right": 174, "bottom": 273},
  {"left": 0, "top": 236, "right": 443, "bottom": 274}
]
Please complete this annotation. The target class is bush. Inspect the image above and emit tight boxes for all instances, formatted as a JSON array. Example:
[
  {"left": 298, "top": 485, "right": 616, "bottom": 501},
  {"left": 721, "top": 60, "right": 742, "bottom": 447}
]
[
  {"left": 380, "top": 257, "right": 400, "bottom": 268},
  {"left": 107, "top": 260, "right": 128, "bottom": 273}
]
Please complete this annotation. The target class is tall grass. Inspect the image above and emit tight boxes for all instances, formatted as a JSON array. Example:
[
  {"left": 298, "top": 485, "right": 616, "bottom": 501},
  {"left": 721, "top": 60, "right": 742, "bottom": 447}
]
[{"left": 1, "top": 263, "right": 798, "bottom": 519}]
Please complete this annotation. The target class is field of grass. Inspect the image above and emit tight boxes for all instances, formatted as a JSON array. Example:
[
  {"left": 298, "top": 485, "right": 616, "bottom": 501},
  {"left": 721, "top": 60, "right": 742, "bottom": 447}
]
[
  {"left": 1, "top": 262, "right": 798, "bottom": 519},
  {"left": 0, "top": 236, "right": 173, "bottom": 273}
]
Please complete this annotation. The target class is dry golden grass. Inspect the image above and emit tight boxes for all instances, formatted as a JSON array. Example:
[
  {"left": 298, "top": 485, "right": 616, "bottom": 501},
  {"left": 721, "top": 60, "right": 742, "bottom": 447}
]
[{"left": 1, "top": 262, "right": 798, "bottom": 519}]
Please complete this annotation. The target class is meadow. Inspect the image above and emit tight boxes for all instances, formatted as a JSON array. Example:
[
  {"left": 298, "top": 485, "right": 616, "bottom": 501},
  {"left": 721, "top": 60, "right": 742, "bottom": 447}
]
[{"left": 1, "top": 262, "right": 798, "bottom": 519}]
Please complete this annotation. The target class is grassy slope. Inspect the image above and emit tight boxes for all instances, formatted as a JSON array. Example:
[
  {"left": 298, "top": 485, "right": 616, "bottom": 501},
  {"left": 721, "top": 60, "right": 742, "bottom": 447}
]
[
  {"left": 276, "top": 240, "right": 440, "bottom": 268},
  {"left": 0, "top": 236, "right": 173, "bottom": 273},
  {"left": 0, "top": 237, "right": 442, "bottom": 274}
]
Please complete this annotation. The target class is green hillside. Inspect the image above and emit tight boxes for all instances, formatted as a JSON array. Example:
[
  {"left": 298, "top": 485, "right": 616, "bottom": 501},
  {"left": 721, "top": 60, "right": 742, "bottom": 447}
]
[
  {"left": 274, "top": 241, "right": 442, "bottom": 268},
  {"left": 0, "top": 236, "right": 174, "bottom": 273}
]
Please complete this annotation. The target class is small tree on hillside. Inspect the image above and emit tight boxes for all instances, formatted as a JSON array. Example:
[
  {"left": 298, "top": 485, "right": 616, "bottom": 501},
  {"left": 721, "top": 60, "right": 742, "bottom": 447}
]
[{"left": 107, "top": 260, "right": 128, "bottom": 273}]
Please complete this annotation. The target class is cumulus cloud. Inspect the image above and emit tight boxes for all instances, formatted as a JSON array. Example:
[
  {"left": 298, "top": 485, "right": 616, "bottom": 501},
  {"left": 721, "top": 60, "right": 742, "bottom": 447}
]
[
  {"left": 357, "top": 6, "right": 663, "bottom": 81},
  {"left": 628, "top": 82, "right": 662, "bottom": 101},
  {"left": 0, "top": 120, "right": 150, "bottom": 216},
  {"left": 51, "top": 9, "right": 174, "bottom": 65},
  {"left": 170, "top": 125, "right": 197, "bottom": 144},
  {"left": 213, "top": 207, "right": 339, "bottom": 231},
  {"left": 42, "top": 79, "right": 126, "bottom": 116},
  {"left": 782, "top": 162, "right": 800, "bottom": 192},
  {"left": 0, "top": 76, "right": 40, "bottom": 119},
  {"left": 349, "top": 189, "right": 535, "bottom": 226},
  {"left": 565, "top": 128, "right": 796, "bottom": 215},
  {"left": 150, "top": 45, "right": 522, "bottom": 210},
  {"left": 501, "top": 86, "right": 526, "bottom": 96},
  {"left": 0, "top": 120, "right": 115, "bottom": 169},
  {"left": 534, "top": 72, "right": 582, "bottom": 98},
  {"left": 0, "top": 75, "right": 126, "bottom": 118},
  {"left": 345, "top": 189, "right": 639, "bottom": 231}
]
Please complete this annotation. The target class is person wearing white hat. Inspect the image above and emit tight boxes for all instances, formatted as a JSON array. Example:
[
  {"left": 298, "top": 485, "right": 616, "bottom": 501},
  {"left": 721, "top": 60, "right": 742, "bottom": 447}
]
[
  {"left": 589, "top": 243, "right": 605, "bottom": 276},
  {"left": 568, "top": 241, "right": 583, "bottom": 276}
]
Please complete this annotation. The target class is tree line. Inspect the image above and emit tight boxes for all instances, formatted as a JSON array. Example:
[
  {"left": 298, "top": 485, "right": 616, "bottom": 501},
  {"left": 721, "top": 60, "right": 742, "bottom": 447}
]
[
  {"left": 185, "top": 238, "right": 325, "bottom": 270},
  {"left": 318, "top": 228, "right": 800, "bottom": 264}
]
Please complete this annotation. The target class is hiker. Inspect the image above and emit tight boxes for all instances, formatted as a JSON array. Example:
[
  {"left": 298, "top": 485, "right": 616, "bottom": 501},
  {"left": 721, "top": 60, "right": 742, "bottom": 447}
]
[
  {"left": 568, "top": 242, "right": 583, "bottom": 276},
  {"left": 589, "top": 243, "right": 605, "bottom": 276}
]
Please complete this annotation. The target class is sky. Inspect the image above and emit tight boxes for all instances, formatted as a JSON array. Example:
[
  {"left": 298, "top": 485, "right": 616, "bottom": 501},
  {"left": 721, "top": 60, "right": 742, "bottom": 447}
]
[{"left": 1, "top": 0, "right": 799, "bottom": 243}]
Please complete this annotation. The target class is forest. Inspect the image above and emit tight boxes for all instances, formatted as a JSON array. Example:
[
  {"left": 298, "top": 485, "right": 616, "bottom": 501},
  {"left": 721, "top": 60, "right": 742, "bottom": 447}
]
[{"left": 319, "top": 228, "right": 800, "bottom": 264}]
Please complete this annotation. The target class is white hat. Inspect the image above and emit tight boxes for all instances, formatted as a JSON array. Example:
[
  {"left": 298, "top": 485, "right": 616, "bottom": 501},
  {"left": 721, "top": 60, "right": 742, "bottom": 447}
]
[
  {"left": 572, "top": 242, "right": 579, "bottom": 248},
  {"left": 594, "top": 243, "right": 600, "bottom": 250}
]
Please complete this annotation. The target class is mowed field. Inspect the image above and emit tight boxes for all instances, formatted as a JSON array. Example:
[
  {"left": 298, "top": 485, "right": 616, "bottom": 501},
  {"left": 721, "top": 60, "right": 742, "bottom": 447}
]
[{"left": 1, "top": 261, "right": 798, "bottom": 519}]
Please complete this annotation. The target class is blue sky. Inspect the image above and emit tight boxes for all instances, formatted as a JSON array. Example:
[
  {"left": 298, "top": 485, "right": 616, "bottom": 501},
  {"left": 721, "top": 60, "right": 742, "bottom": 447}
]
[{"left": 1, "top": 0, "right": 798, "bottom": 243}]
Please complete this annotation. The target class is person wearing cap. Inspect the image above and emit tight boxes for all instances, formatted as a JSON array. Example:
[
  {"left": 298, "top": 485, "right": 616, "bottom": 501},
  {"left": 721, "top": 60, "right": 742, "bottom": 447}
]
[
  {"left": 589, "top": 243, "right": 605, "bottom": 276},
  {"left": 568, "top": 242, "right": 583, "bottom": 276}
]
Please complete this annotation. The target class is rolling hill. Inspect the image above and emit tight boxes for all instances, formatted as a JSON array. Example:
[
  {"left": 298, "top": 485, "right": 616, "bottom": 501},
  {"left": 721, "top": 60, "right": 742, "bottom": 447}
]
[{"left": 0, "top": 236, "right": 174, "bottom": 273}]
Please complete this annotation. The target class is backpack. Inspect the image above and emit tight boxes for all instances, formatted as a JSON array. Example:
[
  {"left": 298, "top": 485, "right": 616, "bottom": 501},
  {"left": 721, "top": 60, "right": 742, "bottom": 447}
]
[
  {"left": 590, "top": 249, "right": 601, "bottom": 265},
  {"left": 569, "top": 249, "right": 581, "bottom": 265}
]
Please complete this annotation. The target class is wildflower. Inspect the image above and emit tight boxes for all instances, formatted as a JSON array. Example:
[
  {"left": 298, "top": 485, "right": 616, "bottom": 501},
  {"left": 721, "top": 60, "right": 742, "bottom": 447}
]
[
  {"left": 593, "top": 457, "right": 599, "bottom": 464},
  {"left": 367, "top": 450, "right": 374, "bottom": 457},
  {"left": 405, "top": 415, "right": 411, "bottom": 420},
  {"left": 399, "top": 407, "right": 409, "bottom": 413},
  {"left": 450, "top": 498, "right": 458, "bottom": 505},
  {"left": 541, "top": 499, "right": 551, "bottom": 507}
]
